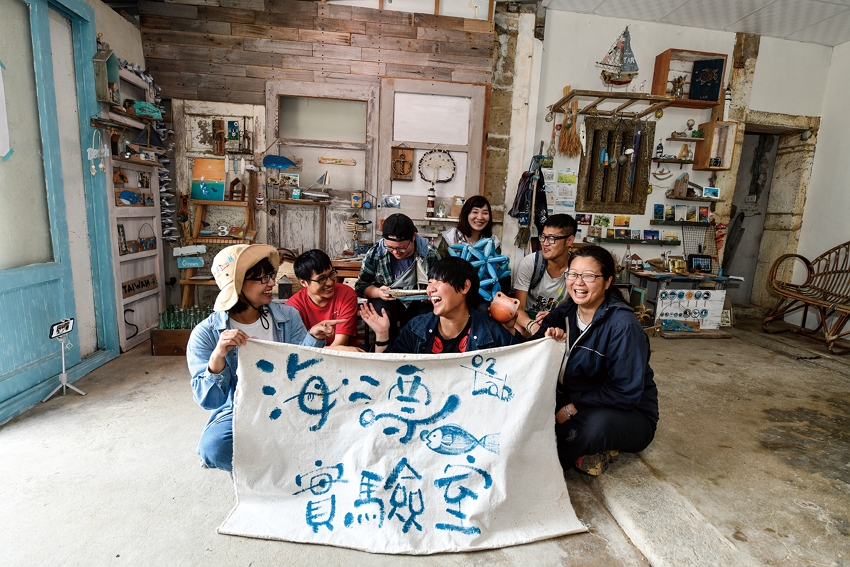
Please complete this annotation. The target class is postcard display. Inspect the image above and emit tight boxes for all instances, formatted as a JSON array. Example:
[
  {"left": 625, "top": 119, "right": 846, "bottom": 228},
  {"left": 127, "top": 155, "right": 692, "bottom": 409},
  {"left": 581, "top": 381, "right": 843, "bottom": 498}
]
[{"left": 655, "top": 289, "right": 726, "bottom": 330}]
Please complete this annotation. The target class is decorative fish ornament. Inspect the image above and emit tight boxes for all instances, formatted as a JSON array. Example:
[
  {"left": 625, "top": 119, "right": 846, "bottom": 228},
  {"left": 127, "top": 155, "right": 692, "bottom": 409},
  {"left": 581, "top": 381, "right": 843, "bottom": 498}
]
[
  {"left": 580, "top": 122, "right": 587, "bottom": 156},
  {"left": 420, "top": 424, "right": 500, "bottom": 455}
]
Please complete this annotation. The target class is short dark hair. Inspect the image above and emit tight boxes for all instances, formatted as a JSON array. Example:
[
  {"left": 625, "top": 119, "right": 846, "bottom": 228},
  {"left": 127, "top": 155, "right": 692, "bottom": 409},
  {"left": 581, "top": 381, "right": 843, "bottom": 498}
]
[
  {"left": 231, "top": 258, "right": 276, "bottom": 314},
  {"left": 427, "top": 257, "right": 479, "bottom": 306},
  {"left": 569, "top": 245, "right": 616, "bottom": 297},
  {"left": 456, "top": 195, "right": 493, "bottom": 239},
  {"left": 382, "top": 213, "right": 417, "bottom": 242},
  {"left": 543, "top": 213, "right": 578, "bottom": 237},
  {"left": 293, "top": 249, "right": 333, "bottom": 281}
]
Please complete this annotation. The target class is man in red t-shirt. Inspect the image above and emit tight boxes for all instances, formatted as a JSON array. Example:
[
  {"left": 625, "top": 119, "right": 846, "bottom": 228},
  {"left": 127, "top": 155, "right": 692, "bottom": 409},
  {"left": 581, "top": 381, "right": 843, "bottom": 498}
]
[{"left": 288, "top": 249, "right": 360, "bottom": 347}]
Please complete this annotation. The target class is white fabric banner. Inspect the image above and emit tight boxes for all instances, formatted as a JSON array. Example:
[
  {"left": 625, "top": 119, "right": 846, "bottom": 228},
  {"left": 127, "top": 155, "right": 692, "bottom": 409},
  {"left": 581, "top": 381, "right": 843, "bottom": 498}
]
[{"left": 219, "top": 338, "right": 586, "bottom": 554}]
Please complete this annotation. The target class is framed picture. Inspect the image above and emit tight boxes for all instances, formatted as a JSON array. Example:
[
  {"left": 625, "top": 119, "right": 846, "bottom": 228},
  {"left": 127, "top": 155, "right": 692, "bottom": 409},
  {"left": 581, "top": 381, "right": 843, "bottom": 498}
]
[
  {"left": 653, "top": 204, "right": 665, "bottom": 221},
  {"left": 675, "top": 205, "right": 687, "bottom": 222},
  {"left": 615, "top": 228, "right": 629, "bottom": 239},
  {"left": 613, "top": 215, "right": 631, "bottom": 227},
  {"left": 644, "top": 229, "right": 660, "bottom": 240},
  {"left": 588, "top": 225, "right": 602, "bottom": 238},
  {"left": 686, "top": 206, "right": 697, "bottom": 222},
  {"left": 280, "top": 173, "right": 299, "bottom": 188},
  {"left": 665, "top": 205, "right": 675, "bottom": 221},
  {"left": 576, "top": 214, "right": 592, "bottom": 225},
  {"left": 699, "top": 206, "right": 710, "bottom": 223},
  {"left": 703, "top": 187, "right": 720, "bottom": 199},
  {"left": 191, "top": 158, "right": 226, "bottom": 201},
  {"left": 607, "top": 228, "right": 617, "bottom": 238},
  {"left": 631, "top": 230, "right": 642, "bottom": 239}
]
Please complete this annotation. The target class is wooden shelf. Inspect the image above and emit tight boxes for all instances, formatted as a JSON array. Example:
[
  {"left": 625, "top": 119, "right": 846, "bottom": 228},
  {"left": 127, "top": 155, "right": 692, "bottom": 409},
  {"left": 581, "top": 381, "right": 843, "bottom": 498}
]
[
  {"left": 179, "top": 278, "right": 216, "bottom": 285},
  {"left": 548, "top": 89, "right": 674, "bottom": 120},
  {"left": 192, "top": 199, "right": 249, "bottom": 207},
  {"left": 650, "top": 220, "right": 712, "bottom": 226},
  {"left": 664, "top": 190, "right": 723, "bottom": 203},
  {"left": 112, "top": 156, "right": 161, "bottom": 168},
  {"left": 653, "top": 158, "right": 693, "bottom": 164},
  {"left": 268, "top": 198, "right": 330, "bottom": 206},
  {"left": 598, "top": 238, "right": 681, "bottom": 246},
  {"left": 693, "top": 120, "right": 737, "bottom": 171},
  {"left": 118, "top": 249, "right": 160, "bottom": 260},
  {"left": 666, "top": 137, "right": 704, "bottom": 141},
  {"left": 651, "top": 49, "right": 728, "bottom": 108},
  {"left": 192, "top": 236, "right": 252, "bottom": 245}
]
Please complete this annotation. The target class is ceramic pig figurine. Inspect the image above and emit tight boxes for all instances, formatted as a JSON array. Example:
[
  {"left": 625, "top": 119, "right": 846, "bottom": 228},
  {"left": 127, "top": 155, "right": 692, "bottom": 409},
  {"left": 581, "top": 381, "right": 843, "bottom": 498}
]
[{"left": 489, "top": 291, "right": 520, "bottom": 324}]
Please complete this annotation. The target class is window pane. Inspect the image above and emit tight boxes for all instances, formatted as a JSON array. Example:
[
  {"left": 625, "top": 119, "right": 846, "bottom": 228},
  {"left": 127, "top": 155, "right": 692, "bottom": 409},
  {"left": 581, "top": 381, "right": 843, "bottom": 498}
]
[
  {"left": 278, "top": 96, "right": 366, "bottom": 144},
  {"left": 0, "top": 0, "right": 54, "bottom": 269},
  {"left": 393, "top": 93, "right": 471, "bottom": 145}
]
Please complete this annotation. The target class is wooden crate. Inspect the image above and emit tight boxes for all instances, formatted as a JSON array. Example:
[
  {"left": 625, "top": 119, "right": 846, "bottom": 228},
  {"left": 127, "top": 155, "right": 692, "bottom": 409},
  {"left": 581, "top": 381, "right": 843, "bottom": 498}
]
[{"left": 151, "top": 329, "right": 192, "bottom": 356}]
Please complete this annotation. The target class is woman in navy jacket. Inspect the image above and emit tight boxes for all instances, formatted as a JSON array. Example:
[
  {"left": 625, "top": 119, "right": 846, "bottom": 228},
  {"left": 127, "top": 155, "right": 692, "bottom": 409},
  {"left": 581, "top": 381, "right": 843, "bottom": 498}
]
[{"left": 532, "top": 246, "right": 658, "bottom": 475}]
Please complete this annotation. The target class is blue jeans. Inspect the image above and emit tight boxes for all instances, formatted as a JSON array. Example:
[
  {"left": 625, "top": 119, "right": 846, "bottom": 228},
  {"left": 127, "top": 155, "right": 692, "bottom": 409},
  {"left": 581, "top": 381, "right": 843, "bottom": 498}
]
[
  {"left": 198, "top": 412, "right": 233, "bottom": 472},
  {"left": 555, "top": 407, "right": 656, "bottom": 470}
]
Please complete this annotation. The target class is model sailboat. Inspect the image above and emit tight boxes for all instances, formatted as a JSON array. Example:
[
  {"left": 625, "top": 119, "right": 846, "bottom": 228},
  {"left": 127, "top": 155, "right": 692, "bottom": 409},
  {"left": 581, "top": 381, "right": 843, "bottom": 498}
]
[{"left": 597, "top": 27, "right": 639, "bottom": 87}]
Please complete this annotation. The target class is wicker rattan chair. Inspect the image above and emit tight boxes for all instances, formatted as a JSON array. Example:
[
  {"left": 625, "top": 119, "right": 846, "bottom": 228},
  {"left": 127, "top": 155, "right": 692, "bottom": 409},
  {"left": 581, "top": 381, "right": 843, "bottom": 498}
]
[{"left": 762, "top": 240, "right": 850, "bottom": 354}]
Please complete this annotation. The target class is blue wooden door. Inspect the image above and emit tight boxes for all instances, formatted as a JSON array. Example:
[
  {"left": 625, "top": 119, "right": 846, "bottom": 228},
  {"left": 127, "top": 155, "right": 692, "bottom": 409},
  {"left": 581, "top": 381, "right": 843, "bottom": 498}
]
[{"left": 0, "top": 0, "right": 118, "bottom": 424}]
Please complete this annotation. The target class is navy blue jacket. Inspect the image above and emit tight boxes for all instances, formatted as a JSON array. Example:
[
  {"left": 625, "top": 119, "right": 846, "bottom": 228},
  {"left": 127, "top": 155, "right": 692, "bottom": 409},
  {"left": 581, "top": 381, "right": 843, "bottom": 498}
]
[
  {"left": 535, "top": 293, "right": 659, "bottom": 423},
  {"left": 387, "top": 309, "right": 522, "bottom": 354}
]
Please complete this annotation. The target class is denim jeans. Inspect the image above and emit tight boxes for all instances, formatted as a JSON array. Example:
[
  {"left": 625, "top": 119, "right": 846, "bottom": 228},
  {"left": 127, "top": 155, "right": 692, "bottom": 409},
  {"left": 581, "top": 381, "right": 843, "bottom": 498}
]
[
  {"left": 555, "top": 407, "right": 656, "bottom": 470},
  {"left": 198, "top": 412, "right": 233, "bottom": 472}
]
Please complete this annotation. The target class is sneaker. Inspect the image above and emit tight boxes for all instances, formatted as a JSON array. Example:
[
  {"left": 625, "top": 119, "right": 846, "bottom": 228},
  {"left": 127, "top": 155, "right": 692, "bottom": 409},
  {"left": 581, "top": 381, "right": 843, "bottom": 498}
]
[{"left": 575, "top": 450, "right": 619, "bottom": 476}]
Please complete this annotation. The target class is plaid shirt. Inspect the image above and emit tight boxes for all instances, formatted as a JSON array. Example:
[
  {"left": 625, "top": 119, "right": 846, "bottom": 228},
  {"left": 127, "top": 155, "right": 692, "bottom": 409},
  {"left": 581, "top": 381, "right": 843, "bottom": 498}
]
[{"left": 355, "top": 235, "right": 441, "bottom": 297}]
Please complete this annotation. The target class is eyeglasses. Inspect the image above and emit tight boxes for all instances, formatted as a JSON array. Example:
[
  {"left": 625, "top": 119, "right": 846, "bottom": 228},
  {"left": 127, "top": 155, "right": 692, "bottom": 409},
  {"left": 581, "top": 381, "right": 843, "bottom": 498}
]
[
  {"left": 246, "top": 273, "right": 275, "bottom": 285},
  {"left": 565, "top": 272, "right": 602, "bottom": 283},
  {"left": 385, "top": 241, "right": 411, "bottom": 253},
  {"left": 538, "top": 234, "right": 570, "bottom": 245},
  {"left": 309, "top": 269, "right": 338, "bottom": 285}
]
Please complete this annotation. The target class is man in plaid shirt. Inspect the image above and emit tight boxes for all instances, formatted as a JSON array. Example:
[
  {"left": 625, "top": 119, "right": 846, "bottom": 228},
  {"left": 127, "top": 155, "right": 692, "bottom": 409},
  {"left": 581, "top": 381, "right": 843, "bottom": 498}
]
[{"left": 355, "top": 213, "right": 441, "bottom": 344}]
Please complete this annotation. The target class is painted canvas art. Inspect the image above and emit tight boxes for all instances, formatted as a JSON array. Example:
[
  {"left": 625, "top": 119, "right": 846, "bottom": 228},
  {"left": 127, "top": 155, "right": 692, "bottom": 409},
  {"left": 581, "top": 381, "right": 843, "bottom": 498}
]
[{"left": 191, "top": 158, "right": 226, "bottom": 201}]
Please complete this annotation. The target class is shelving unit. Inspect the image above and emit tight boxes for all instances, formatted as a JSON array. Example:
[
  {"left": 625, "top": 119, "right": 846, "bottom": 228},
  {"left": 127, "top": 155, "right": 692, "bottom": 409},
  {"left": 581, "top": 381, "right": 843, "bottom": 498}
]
[
  {"left": 666, "top": 136, "right": 704, "bottom": 142},
  {"left": 106, "top": 158, "right": 165, "bottom": 352},
  {"left": 653, "top": 158, "right": 693, "bottom": 165},
  {"left": 693, "top": 120, "right": 738, "bottom": 171},
  {"left": 651, "top": 49, "right": 728, "bottom": 109},
  {"left": 598, "top": 238, "right": 681, "bottom": 246},
  {"left": 664, "top": 190, "right": 723, "bottom": 203},
  {"left": 180, "top": 200, "right": 254, "bottom": 307},
  {"left": 95, "top": 66, "right": 166, "bottom": 352}
]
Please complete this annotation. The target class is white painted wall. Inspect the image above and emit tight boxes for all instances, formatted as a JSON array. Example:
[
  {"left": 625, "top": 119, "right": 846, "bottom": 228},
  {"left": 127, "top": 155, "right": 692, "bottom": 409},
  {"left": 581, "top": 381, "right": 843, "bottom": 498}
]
[
  {"left": 83, "top": 0, "right": 144, "bottom": 66},
  {"left": 534, "top": 11, "right": 736, "bottom": 263},
  {"left": 797, "top": 41, "right": 850, "bottom": 262},
  {"left": 749, "top": 37, "right": 832, "bottom": 118}
]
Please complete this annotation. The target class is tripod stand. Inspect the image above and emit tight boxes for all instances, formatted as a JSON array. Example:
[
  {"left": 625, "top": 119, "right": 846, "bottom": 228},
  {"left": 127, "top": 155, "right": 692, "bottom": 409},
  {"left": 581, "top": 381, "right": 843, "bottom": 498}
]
[{"left": 42, "top": 335, "right": 86, "bottom": 402}]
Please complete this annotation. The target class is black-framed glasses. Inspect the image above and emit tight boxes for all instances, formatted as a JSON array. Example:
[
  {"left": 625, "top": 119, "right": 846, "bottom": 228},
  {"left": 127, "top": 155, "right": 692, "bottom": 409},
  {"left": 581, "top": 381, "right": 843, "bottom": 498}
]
[
  {"left": 565, "top": 272, "right": 602, "bottom": 283},
  {"left": 386, "top": 240, "right": 411, "bottom": 253},
  {"left": 538, "top": 234, "right": 569, "bottom": 244},
  {"left": 309, "top": 269, "right": 338, "bottom": 285},
  {"left": 246, "top": 273, "right": 275, "bottom": 285}
]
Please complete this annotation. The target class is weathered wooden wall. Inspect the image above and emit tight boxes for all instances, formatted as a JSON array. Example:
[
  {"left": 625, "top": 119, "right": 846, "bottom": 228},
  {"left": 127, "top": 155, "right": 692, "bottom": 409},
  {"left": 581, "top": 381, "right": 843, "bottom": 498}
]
[{"left": 139, "top": 0, "right": 495, "bottom": 105}]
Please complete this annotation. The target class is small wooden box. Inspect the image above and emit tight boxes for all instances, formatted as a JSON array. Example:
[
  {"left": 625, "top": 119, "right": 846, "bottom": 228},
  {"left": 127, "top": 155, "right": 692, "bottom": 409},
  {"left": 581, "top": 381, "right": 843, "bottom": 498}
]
[{"left": 151, "top": 329, "right": 192, "bottom": 356}]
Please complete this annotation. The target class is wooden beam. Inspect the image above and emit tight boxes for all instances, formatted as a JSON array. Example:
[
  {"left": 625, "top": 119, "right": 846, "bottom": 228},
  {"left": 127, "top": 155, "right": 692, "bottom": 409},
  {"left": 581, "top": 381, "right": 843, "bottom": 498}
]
[
  {"left": 435, "top": 0, "right": 440, "bottom": 16},
  {"left": 488, "top": 0, "right": 495, "bottom": 21}
]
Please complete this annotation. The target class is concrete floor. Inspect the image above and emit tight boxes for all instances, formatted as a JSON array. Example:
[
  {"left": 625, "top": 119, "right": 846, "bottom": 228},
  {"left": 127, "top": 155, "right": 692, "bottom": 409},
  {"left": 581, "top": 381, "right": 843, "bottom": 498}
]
[{"left": 1, "top": 325, "right": 848, "bottom": 566}]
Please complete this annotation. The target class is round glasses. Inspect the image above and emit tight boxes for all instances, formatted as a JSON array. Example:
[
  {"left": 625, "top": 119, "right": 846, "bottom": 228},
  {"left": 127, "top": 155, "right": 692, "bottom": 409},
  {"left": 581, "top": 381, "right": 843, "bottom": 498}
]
[
  {"left": 385, "top": 241, "right": 411, "bottom": 253},
  {"left": 565, "top": 272, "right": 602, "bottom": 283}
]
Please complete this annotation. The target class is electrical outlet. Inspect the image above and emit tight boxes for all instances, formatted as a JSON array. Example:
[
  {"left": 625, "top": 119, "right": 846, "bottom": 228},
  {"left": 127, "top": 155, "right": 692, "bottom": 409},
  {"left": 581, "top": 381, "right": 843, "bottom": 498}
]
[{"left": 745, "top": 195, "right": 757, "bottom": 203}]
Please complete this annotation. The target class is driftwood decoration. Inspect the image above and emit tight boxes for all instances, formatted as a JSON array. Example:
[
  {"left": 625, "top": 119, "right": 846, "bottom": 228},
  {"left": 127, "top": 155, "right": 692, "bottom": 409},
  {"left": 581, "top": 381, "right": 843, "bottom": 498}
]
[
  {"left": 391, "top": 144, "right": 414, "bottom": 181},
  {"left": 576, "top": 116, "right": 655, "bottom": 215}
]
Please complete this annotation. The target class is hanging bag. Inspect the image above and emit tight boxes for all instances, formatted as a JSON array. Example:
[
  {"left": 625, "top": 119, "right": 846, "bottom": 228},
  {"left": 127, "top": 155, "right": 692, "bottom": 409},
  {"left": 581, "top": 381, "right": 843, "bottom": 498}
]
[{"left": 138, "top": 222, "right": 157, "bottom": 251}]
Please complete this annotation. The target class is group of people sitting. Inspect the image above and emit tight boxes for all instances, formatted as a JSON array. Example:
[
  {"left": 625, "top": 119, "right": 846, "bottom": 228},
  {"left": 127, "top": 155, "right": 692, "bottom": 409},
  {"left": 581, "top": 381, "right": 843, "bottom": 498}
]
[{"left": 187, "top": 196, "right": 658, "bottom": 480}]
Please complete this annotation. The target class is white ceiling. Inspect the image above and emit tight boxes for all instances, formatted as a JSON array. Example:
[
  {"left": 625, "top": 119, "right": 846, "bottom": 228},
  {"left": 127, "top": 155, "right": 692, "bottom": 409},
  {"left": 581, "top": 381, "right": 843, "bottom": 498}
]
[{"left": 542, "top": 0, "right": 850, "bottom": 47}]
